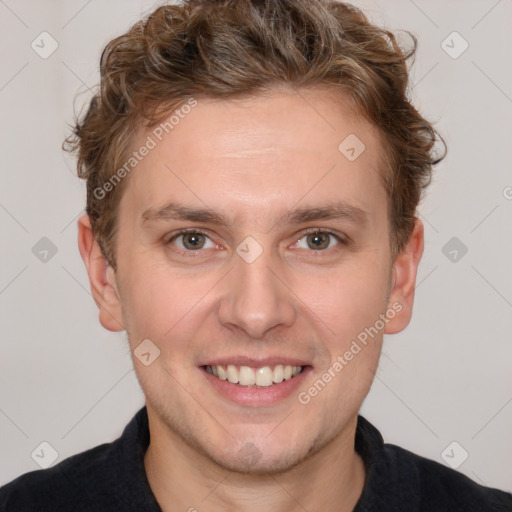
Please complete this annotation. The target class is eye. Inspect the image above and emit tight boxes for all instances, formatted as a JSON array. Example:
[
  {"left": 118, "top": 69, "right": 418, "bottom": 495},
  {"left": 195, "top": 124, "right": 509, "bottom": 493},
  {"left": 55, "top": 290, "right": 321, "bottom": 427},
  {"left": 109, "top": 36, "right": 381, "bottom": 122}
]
[
  {"left": 292, "top": 231, "right": 343, "bottom": 251},
  {"left": 169, "top": 230, "right": 217, "bottom": 251}
]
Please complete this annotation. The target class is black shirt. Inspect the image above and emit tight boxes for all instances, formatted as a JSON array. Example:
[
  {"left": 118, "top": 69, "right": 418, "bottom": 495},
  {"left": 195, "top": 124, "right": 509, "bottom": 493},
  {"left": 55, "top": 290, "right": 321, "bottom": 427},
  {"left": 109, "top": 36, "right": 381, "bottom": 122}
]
[{"left": 1, "top": 406, "right": 511, "bottom": 511}]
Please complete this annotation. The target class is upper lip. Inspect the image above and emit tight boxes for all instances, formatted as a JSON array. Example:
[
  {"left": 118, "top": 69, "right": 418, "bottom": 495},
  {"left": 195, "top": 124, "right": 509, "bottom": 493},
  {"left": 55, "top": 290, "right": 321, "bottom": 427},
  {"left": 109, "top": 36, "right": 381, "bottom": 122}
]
[{"left": 200, "top": 356, "right": 311, "bottom": 368}]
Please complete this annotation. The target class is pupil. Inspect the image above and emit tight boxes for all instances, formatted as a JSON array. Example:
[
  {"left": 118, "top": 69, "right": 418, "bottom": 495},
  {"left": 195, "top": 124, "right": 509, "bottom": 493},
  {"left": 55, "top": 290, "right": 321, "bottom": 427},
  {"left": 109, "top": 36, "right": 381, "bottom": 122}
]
[
  {"left": 308, "top": 233, "right": 328, "bottom": 250},
  {"left": 184, "top": 233, "right": 204, "bottom": 249}
]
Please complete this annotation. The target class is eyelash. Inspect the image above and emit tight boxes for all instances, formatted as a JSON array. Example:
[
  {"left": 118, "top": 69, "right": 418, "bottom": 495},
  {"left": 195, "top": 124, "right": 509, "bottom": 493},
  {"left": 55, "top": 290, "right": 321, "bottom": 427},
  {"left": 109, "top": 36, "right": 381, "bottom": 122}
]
[{"left": 166, "top": 228, "right": 348, "bottom": 255}]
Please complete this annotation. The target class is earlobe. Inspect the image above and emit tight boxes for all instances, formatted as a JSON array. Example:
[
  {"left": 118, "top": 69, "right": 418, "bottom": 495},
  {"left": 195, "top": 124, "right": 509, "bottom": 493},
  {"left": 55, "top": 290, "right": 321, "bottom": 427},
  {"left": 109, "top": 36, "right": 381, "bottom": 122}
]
[
  {"left": 384, "top": 218, "right": 424, "bottom": 335},
  {"left": 77, "top": 214, "right": 124, "bottom": 332}
]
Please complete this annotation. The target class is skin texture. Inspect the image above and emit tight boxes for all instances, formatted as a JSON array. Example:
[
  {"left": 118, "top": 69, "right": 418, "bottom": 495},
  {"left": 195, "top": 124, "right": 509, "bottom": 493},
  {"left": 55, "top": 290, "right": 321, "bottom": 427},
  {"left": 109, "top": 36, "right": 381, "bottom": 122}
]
[{"left": 78, "top": 88, "right": 424, "bottom": 511}]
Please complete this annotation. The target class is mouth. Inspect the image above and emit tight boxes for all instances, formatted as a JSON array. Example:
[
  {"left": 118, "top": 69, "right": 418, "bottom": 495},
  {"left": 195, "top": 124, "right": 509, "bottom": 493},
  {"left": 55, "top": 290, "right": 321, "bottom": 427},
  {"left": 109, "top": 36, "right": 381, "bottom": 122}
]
[
  {"left": 202, "top": 363, "right": 305, "bottom": 387},
  {"left": 199, "top": 360, "right": 312, "bottom": 407}
]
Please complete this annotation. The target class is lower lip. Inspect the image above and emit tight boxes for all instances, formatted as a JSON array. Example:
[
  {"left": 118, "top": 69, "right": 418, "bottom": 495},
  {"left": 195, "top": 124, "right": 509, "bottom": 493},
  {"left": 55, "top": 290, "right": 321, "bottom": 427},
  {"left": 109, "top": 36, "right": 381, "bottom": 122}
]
[{"left": 201, "top": 366, "right": 312, "bottom": 407}]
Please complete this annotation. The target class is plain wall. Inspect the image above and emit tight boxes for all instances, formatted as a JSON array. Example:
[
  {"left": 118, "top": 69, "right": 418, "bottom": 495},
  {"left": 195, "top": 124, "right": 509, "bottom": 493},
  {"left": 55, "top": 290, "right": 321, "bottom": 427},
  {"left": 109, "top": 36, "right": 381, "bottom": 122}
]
[{"left": 1, "top": 0, "right": 511, "bottom": 492}]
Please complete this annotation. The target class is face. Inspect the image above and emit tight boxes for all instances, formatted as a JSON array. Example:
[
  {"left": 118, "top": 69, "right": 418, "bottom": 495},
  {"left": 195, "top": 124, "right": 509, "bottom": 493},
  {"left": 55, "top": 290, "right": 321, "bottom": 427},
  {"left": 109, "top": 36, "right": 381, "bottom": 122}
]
[{"left": 80, "top": 88, "right": 423, "bottom": 474}]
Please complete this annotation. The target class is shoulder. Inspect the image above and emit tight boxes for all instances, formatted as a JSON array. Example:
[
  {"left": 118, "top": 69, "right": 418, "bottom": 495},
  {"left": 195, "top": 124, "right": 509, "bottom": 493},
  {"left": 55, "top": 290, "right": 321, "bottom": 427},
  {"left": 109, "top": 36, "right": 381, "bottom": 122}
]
[
  {"left": 0, "top": 407, "right": 155, "bottom": 512},
  {"left": 384, "top": 443, "right": 512, "bottom": 511},
  {"left": 0, "top": 441, "right": 121, "bottom": 511}
]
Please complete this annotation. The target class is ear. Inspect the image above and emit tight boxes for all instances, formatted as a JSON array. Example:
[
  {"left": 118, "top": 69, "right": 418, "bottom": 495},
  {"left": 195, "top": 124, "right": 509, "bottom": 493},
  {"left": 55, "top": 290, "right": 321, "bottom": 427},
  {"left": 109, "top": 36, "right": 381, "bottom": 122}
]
[
  {"left": 77, "top": 214, "right": 124, "bottom": 332},
  {"left": 384, "top": 218, "right": 424, "bottom": 334}
]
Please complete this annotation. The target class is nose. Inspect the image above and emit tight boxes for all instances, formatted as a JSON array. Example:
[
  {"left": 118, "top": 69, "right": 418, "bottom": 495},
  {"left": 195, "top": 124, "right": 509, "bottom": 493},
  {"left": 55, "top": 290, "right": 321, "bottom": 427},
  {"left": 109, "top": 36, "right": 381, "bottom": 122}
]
[{"left": 217, "top": 246, "right": 297, "bottom": 339}]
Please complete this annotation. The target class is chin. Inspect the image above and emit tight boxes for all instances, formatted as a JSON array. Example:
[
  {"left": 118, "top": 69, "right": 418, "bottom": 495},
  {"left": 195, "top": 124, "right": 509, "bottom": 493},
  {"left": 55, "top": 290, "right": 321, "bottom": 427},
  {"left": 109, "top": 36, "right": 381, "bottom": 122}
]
[
  {"left": 203, "top": 430, "right": 325, "bottom": 476},
  {"left": 210, "top": 446, "right": 308, "bottom": 475}
]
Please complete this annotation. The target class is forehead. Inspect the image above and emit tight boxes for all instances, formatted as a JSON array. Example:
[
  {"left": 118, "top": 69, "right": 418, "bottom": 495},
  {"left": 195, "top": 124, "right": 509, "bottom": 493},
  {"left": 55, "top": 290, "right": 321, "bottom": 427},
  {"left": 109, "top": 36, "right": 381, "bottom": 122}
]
[{"left": 119, "top": 89, "right": 387, "bottom": 226}]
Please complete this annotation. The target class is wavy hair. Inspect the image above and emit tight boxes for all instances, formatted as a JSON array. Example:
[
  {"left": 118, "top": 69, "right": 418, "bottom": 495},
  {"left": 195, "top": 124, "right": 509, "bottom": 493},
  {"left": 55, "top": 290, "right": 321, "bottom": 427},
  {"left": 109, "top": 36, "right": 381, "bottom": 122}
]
[{"left": 64, "top": 0, "right": 446, "bottom": 268}]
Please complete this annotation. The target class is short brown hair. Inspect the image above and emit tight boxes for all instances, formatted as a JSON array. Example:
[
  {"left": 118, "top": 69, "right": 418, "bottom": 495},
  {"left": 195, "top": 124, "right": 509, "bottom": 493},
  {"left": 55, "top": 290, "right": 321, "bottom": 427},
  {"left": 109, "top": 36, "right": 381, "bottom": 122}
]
[{"left": 65, "top": 0, "right": 445, "bottom": 269}]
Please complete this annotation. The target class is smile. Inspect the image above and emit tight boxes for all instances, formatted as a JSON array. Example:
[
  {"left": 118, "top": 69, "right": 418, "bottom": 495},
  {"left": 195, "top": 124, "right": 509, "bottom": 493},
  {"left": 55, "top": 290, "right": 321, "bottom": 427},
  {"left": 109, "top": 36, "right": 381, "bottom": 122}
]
[{"left": 204, "top": 364, "right": 304, "bottom": 387}]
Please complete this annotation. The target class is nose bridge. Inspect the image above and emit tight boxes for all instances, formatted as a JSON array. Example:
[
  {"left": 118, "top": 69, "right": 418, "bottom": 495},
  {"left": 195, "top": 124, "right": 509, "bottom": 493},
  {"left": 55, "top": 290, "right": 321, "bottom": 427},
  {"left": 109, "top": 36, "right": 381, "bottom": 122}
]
[{"left": 218, "top": 241, "right": 296, "bottom": 338}]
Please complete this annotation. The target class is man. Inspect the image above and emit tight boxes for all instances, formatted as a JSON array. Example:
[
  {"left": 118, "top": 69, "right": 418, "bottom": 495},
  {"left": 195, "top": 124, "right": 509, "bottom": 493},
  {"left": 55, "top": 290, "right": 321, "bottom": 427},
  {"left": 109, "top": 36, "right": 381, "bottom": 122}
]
[{"left": 1, "top": 0, "right": 511, "bottom": 510}]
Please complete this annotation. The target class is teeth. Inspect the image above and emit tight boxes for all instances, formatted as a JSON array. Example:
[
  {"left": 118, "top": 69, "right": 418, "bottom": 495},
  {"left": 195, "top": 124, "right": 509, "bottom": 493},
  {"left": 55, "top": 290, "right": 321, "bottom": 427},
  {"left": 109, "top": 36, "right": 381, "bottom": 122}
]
[
  {"left": 255, "top": 366, "right": 273, "bottom": 387},
  {"left": 205, "top": 364, "right": 304, "bottom": 387},
  {"left": 239, "top": 366, "right": 256, "bottom": 386},
  {"left": 273, "top": 364, "right": 284, "bottom": 383},
  {"left": 217, "top": 365, "right": 227, "bottom": 380},
  {"left": 226, "top": 364, "right": 239, "bottom": 384}
]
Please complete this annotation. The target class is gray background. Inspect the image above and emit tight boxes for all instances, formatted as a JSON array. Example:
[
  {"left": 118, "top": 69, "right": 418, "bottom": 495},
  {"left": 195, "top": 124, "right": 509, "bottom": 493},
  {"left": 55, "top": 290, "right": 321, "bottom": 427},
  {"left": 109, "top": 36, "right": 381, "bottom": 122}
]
[{"left": 1, "top": 0, "right": 511, "bottom": 492}]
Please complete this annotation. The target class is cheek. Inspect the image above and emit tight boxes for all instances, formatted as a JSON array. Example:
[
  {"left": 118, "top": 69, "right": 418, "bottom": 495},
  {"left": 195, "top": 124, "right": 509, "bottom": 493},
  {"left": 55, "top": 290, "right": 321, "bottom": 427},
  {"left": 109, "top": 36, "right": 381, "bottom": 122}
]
[
  {"left": 119, "top": 262, "right": 209, "bottom": 343},
  {"left": 296, "top": 256, "right": 391, "bottom": 344},
  {"left": 298, "top": 261, "right": 389, "bottom": 419}
]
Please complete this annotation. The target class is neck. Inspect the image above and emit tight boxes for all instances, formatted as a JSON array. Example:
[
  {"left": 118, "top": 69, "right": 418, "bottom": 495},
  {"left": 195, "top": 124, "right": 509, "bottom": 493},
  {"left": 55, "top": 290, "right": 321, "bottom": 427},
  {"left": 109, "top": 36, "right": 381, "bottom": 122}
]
[{"left": 144, "top": 410, "right": 366, "bottom": 512}]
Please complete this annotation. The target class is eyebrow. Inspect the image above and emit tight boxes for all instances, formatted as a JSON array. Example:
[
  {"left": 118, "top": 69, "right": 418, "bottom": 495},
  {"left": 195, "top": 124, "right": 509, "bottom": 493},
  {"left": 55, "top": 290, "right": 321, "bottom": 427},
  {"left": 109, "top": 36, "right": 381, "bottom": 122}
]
[{"left": 141, "top": 200, "right": 368, "bottom": 227}]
